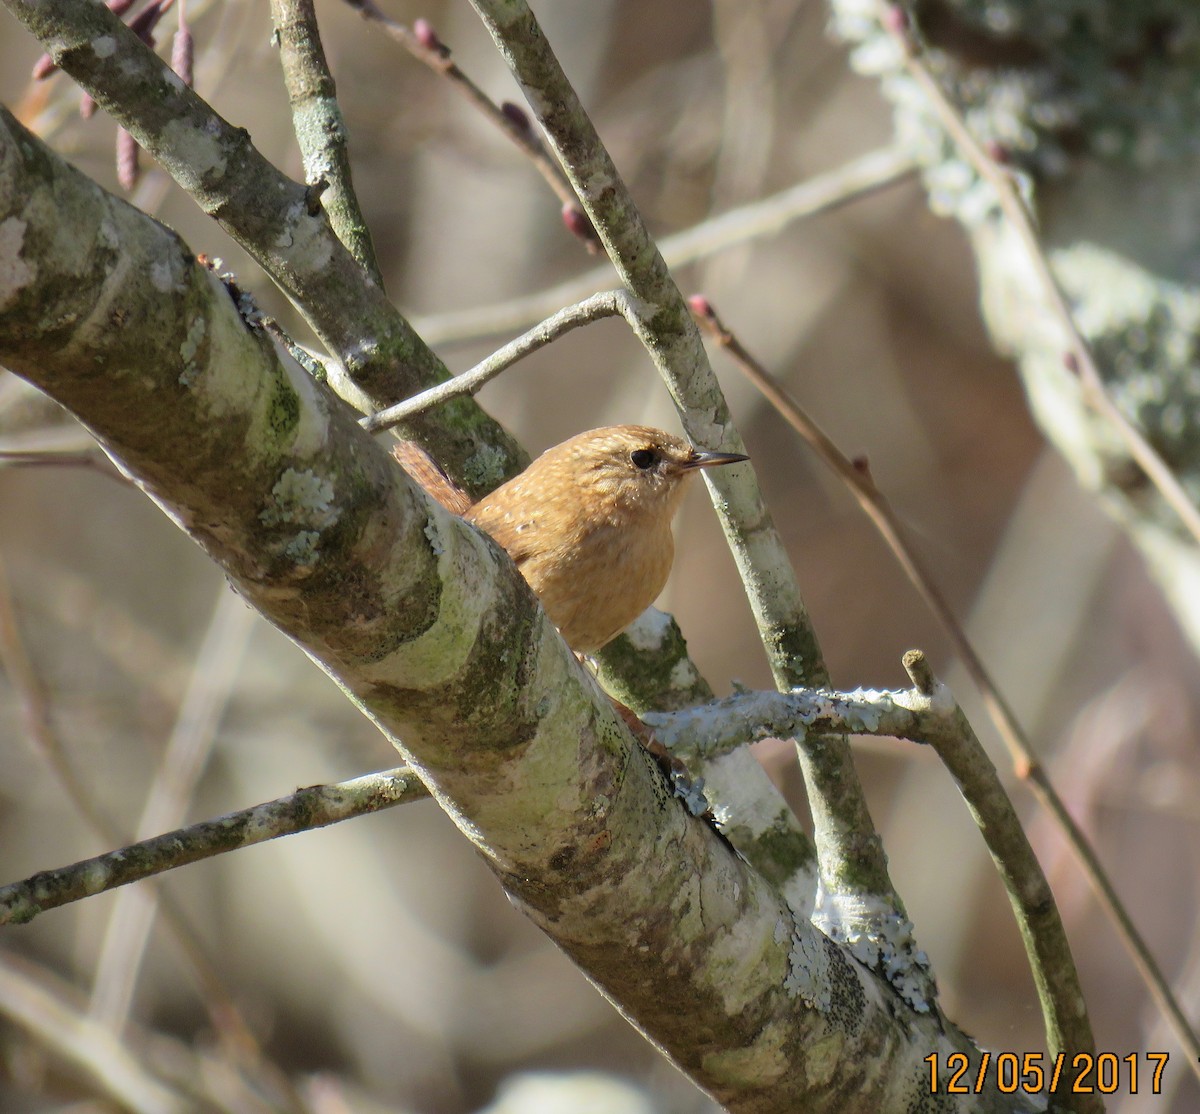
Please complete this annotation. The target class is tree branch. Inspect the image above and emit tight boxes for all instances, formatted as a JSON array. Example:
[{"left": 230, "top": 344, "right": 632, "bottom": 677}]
[
  {"left": 0, "top": 767, "right": 429, "bottom": 925},
  {"left": 362, "top": 290, "right": 630, "bottom": 433},
  {"left": 692, "top": 165, "right": 1200, "bottom": 1086},
  {"left": 413, "top": 145, "right": 916, "bottom": 348},
  {"left": 343, "top": 0, "right": 593, "bottom": 243},
  {"left": 3, "top": 0, "right": 526, "bottom": 497},
  {"left": 0, "top": 106, "right": 1029, "bottom": 1112},
  {"left": 881, "top": 3, "right": 1200, "bottom": 551},
  {"left": 271, "top": 0, "right": 382, "bottom": 282},
  {"left": 646, "top": 660, "right": 1097, "bottom": 1072}
]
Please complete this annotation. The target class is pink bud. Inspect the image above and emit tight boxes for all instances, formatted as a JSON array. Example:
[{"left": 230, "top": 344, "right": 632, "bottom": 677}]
[
  {"left": 129, "top": 0, "right": 169, "bottom": 40},
  {"left": 501, "top": 101, "right": 531, "bottom": 133},
  {"left": 117, "top": 128, "right": 140, "bottom": 192},
  {"left": 984, "top": 139, "right": 1010, "bottom": 164},
  {"left": 413, "top": 18, "right": 446, "bottom": 55},
  {"left": 172, "top": 27, "right": 194, "bottom": 86},
  {"left": 687, "top": 294, "right": 715, "bottom": 320},
  {"left": 881, "top": 3, "right": 909, "bottom": 36},
  {"left": 561, "top": 204, "right": 598, "bottom": 245}
]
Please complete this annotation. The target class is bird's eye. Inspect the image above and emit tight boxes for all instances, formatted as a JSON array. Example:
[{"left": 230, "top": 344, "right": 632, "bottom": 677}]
[{"left": 630, "top": 448, "right": 657, "bottom": 470}]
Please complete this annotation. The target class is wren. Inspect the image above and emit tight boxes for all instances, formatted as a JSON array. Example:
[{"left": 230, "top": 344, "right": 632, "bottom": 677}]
[{"left": 394, "top": 425, "right": 747, "bottom": 652}]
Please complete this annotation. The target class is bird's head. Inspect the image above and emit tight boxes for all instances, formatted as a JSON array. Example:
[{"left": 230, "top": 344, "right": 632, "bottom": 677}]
[{"left": 549, "top": 425, "right": 748, "bottom": 520}]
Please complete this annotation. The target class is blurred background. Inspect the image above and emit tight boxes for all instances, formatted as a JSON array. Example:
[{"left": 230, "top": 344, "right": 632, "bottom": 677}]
[{"left": 1, "top": 0, "right": 1198, "bottom": 1110}]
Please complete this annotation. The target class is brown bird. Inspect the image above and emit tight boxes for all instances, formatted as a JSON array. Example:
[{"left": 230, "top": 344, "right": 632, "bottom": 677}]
[{"left": 394, "top": 425, "right": 747, "bottom": 653}]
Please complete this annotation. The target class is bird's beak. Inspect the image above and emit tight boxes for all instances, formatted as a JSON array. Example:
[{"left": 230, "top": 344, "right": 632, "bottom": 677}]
[{"left": 682, "top": 448, "right": 749, "bottom": 470}]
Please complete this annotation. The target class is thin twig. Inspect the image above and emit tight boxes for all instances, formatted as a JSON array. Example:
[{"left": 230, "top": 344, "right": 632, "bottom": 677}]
[
  {"left": 883, "top": 3, "right": 1200, "bottom": 550},
  {"left": 0, "top": 767, "right": 428, "bottom": 925},
  {"left": 0, "top": 557, "right": 305, "bottom": 1105},
  {"left": 0, "top": 954, "right": 190, "bottom": 1114},
  {"left": 691, "top": 295, "right": 1200, "bottom": 1080},
  {"left": 361, "top": 290, "right": 629, "bottom": 433},
  {"left": 272, "top": 0, "right": 383, "bottom": 282},
  {"left": 0, "top": 552, "right": 120, "bottom": 845},
  {"left": 343, "top": 0, "right": 597, "bottom": 248},
  {"left": 89, "top": 590, "right": 255, "bottom": 1031},
  {"left": 412, "top": 145, "right": 917, "bottom": 348}
]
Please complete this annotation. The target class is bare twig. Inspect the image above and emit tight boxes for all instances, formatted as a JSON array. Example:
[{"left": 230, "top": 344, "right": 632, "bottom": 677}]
[
  {"left": 883, "top": 3, "right": 1200, "bottom": 550},
  {"left": 0, "top": 954, "right": 191, "bottom": 1114},
  {"left": 413, "top": 144, "right": 917, "bottom": 348},
  {"left": 343, "top": 0, "right": 597, "bottom": 247},
  {"left": 0, "top": 553, "right": 119, "bottom": 844},
  {"left": 89, "top": 590, "right": 255, "bottom": 1031},
  {"left": 0, "top": 447, "right": 128, "bottom": 483},
  {"left": 0, "top": 556, "right": 305, "bottom": 1105},
  {"left": 691, "top": 294, "right": 1200, "bottom": 1080},
  {"left": 0, "top": 767, "right": 428, "bottom": 925},
  {"left": 0, "top": 950, "right": 301, "bottom": 1114},
  {"left": 361, "top": 290, "right": 630, "bottom": 433}
]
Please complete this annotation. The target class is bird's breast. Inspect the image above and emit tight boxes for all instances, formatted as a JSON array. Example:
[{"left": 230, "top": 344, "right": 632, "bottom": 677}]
[{"left": 515, "top": 515, "right": 675, "bottom": 653}]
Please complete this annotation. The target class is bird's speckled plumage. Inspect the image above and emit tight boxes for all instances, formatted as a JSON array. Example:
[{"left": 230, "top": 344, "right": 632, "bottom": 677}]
[{"left": 464, "top": 425, "right": 746, "bottom": 652}]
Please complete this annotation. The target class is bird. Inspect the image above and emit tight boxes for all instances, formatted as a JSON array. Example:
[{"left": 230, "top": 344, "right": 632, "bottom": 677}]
[{"left": 393, "top": 425, "right": 747, "bottom": 653}]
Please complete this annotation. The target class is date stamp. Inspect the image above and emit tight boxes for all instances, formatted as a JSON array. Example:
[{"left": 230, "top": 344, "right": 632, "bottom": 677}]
[{"left": 925, "top": 1052, "right": 1170, "bottom": 1096}]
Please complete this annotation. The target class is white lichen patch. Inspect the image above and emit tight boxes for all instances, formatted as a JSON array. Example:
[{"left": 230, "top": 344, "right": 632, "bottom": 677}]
[
  {"left": 91, "top": 35, "right": 117, "bottom": 59},
  {"left": 281, "top": 530, "right": 321, "bottom": 567},
  {"left": 815, "top": 888, "right": 935, "bottom": 1014},
  {"left": 276, "top": 201, "right": 334, "bottom": 270},
  {"left": 423, "top": 519, "right": 444, "bottom": 557},
  {"left": 703, "top": 901, "right": 781, "bottom": 1016},
  {"left": 260, "top": 469, "right": 338, "bottom": 535},
  {"left": 463, "top": 441, "right": 508, "bottom": 492},
  {"left": 161, "top": 118, "right": 226, "bottom": 180},
  {"left": 149, "top": 259, "right": 177, "bottom": 292},
  {"left": 82, "top": 858, "right": 112, "bottom": 896},
  {"left": 623, "top": 607, "right": 673, "bottom": 650},
  {"left": 0, "top": 217, "right": 33, "bottom": 311},
  {"left": 177, "top": 315, "right": 206, "bottom": 387},
  {"left": 784, "top": 922, "right": 832, "bottom": 1010},
  {"left": 668, "top": 659, "right": 694, "bottom": 689}
]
